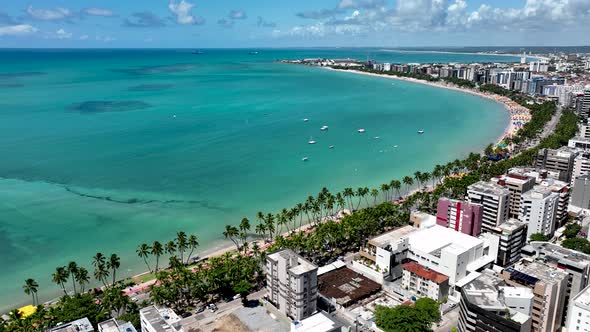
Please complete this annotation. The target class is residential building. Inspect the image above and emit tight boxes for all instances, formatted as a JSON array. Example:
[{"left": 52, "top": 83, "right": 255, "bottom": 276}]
[
  {"left": 489, "top": 219, "right": 528, "bottom": 267},
  {"left": 572, "top": 175, "right": 590, "bottom": 210},
  {"left": 467, "top": 181, "right": 510, "bottom": 232},
  {"left": 521, "top": 242, "right": 590, "bottom": 326},
  {"left": 458, "top": 269, "right": 532, "bottom": 332},
  {"left": 139, "top": 306, "right": 184, "bottom": 332},
  {"left": 291, "top": 312, "right": 341, "bottom": 332},
  {"left": 492, "top": 173, "right": 536, "bottom": 219},
  {"left": 410, "top": 210, "right": 436, "bottom": 229},
  {"left": 573, "top": 152, "right": 590, "bottom": 185},
  {"left": 530, "top": 61, "right": 549, "bottom": 72},
  {"left": 500, "top": 260, "right": 569, "bottom": 332},
  {"left": 535, "top": 148, "right": 578, "bottom": 183},
  {"left": 520, "top": 186, "right": 559, "bottom": 239},
  {"left": 47, "top": 318, "right": 94, "bottom": 332},
  {"left": 266, "top": 249, "right": 318, "bottom": 321},
  {"left": 98, "top": 319, "right": 137, "bottom": 332},
  {"left": 402, "top": 260, "right": 450, "bottom": 302},
  {"left": 436, "top": 198, "right": 483, "bottom": 237},
  {"left": 582, "top": 87, "right": 590, "bottom": 119},
  {"left": 537, "top": 178, "right": 570, "bottom": 227},
  {"left": 566, "top": 284, "right": 590, "bottom": 332},
  {"left": 569, "top": 137, "right": 590, "bottom": 151}
]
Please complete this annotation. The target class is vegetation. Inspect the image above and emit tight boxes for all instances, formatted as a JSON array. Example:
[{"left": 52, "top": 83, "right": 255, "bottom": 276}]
[
  {"left": 375, "top": 298, "right": 441, "bottom": 332},
  {"left": 530, "top": 233, "right": 549, "bottom": 242},
  {"left": 563, "top": 223, "right": 582, "bottom": 239}
]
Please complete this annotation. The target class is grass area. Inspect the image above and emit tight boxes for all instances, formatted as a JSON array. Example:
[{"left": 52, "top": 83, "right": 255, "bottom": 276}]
[{"left": 136, "top": 272, "right": 157, "bottom": 283}]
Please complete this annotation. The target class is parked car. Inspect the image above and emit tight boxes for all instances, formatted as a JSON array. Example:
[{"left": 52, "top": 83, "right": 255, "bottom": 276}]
[
  {"left": 196, "top": 306, "right": 205, "bottom": 313},
  {"left": 180, "top": 312, "right": 192, "bottom": 318}
]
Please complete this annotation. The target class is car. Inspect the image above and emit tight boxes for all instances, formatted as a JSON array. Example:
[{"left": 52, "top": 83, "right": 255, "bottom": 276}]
[
  {"left": 233, "top": 294, "right": 241, "bottom": 300},
  {"left": 196, "top": 306, "right": 205, "bottom": 313},
  {"left": 180, "top": 312, "right": 192, "bottom": 318}
]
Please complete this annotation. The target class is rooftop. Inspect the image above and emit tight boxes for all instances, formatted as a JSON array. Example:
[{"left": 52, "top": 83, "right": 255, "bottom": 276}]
[
  {"left": 408, "top": 225, "right": 483, "bottom": 257},
  {"left": 495, "top": 219, "right": 527, "bottom": 233},
  {"left": 524, "top": 242, "right": 590, "bottom": 270},
  {"left": 97, "top": 319, "right": 137, "bottom": 332},
  {"left": 47, "top": 318, "right": 94, "bottom": 332},
  {"left": 403, "top": 261, "right": 448, "bottom": 284},
  {"left": 318, "top": 267, "right": 381, "bottom": 307},
  {"left": 522, "top": 185, "right": 557, "bottom": 200},
  {"left": 468, "top": 181, "right": 510, "bottom": 196},
  {"left": 292, "top": 312, "right": 341, "bottom": 332},
  {"left": 268, "top": 249, "right": 317, "bottom": 275},
  {"left": 139, "top": 306, "right": 182, "bottom": 332},
  {"left": 367, "top": 225, "right": 416, "bottom": 247},
  {"left": 573, "top": 284, "right": 590, "bottom": 311},
  {"left": 509, "top": 260, "right": 568, "bottom": 285}
]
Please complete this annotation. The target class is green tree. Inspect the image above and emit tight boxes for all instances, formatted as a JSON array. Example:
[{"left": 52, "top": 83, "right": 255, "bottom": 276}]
[
  {"left": 152, "top": 241, "right": 164, "bottom": 272},
  {"left": 74, "top": 267, "right": 90, "bottom": 293},
  {"left": 186, "top": 235, "right": 199, "bottom": 264},
  {"left": 233, "top": 280, "right": 253, "bottom": 306},
  {"left": 176, "top": 231, "right": 188, "bottom": 263},
  {"left": 107, "top": 254, "right": 121, "bottom": 286},
  {"left": 52, "top": 266, "right": 69, "bottom": 296},
  {"left": 137, "top": 243, "right": 152, "bottom": 273},
  {"left": 530, "top": 233, "right": 549, "bottom": 242},
  {"left": 23, "top": 278, "right": 39, "bottom": 305},
  {"left": 67, "top": 261, "right": 78, "bottom": 294},
  {"left": 563, "top": 223, "right": 582, "bottom": 239},
  {"left": 223, "top": 225, "right": 240, "bottom": 250}
]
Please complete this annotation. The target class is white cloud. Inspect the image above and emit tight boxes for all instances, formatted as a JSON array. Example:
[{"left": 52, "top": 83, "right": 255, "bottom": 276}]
[
  {"left": 55, "top": 28, "right": 72, "bottom": 39},
  {"left": 83, "top": 8, "right": 114, "bottom": 17},
  {"left": 229, "top": 10, "right": 247, "bottom": 20},
  {"left": 79, "top": 34, "right": 89, "bottom": 40},
  {"left": 0, "top": 24, "right": 38, "bottom": 36},
  {"left": 26, "top": 5, "right": 72, "bottom": 20},
  {"left": 168, "top": 0, "right": 204, "bottom": 25}
]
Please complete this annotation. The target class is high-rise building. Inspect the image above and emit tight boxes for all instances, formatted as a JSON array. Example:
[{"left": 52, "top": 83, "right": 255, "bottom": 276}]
[
  {"left": 521, "top": 242, "right": 590, "bottom": 327},
  {"left": 139, "top": 306, "right": 184, "bottom": 332},
  {"left": 266, "top": 249, "right": 318, "bottom": 321},
  {"left": 572, "top": 175, "right": 590, "bottom": 210},
  {"left": 582, "top": 87, "right": 590, "bottom": 119},
  {"left": 573, "top": 152, "right": 590, "bottom": 185},
  {"left": 458, "top": 269, "right": 532, "bottom": 332},
  {"left": 537, "top": 178, "right": 570, "bottom": 227},
  {"left": 535, "top": 148, "right": 578, "bottom": 183},
  {"left": 501, "top": 260, "right": 569, "bottom": 332},
  {"left": 436, "top": 198, "right": 483, "bottom": 237},
  {"left": 520, "top": 186, "right": 559, "bottom": 239},
  {"left": 467, "top": 181, "right": 510, "bottom": 232},
  {"left": 566, "top": 284, "right": 590, "bottom": 332},
  {"left": 530, "top": 61, "right": 549, "bottom": 72},
  {"left": 98, "top": 319, "right": 137, "bottom": 332},
  {"left": 493, "top": 173, "right": 536, "bottom": 219},
  {"left": 48, "top": 318, "right": 95, "bottom": 332},
  {"left": 489, "top": 219, "right": 527, "bottom": 267}
]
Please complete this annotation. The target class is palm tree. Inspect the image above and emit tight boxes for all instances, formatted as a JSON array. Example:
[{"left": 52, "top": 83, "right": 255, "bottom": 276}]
[
  {"left": 165, "top": 240, "right": 177, "bottom": 257},
  {"left": 265, "top": 213, "right": 276, "bottom": 240},
  {"left": 67, "top": 261, "right": 78, "bottom": 294},
  {"left": 391, "top": 180, "right": 402, "bottom": 200},
  {"left": 152, "top": 241, "right": 164, "bottom": 271},
  {"left": 380, "top": 183, "right": 390, "bottom": 202},
  {"left": 178, "top": 231, "right": 190, "bottom": 264},
  {"left": 23, "top": 278, "right": 39, "bottom": 305},
  {"left": 403, "top": 176, "right": 414, "bottom": 196},
  {"left": 107, "top": 254, "right": 121, "bottom": 286},
  {"left": 343, "top": 187, "right": 354, "bottom": 211},
  {"left": 413, "top": 171, "right": 423, "bottom": 188},
  {"left": 370, "top": 189, "right": 379, "bottom": 205},
  {"left": 92, "top": 252, "right": 106, "bottom": 270},
  {"left": 255, "top": 222, "right": 267, "bottom": 242},
  {"left": 223, "top": 225, "right": 240, "bottom": 250},
  {"left": 185, "top": 235, "right": 199, "bottom": 264},
  {"left": 239, "top": 218, "right": 251, "bottom": 248},
  {"left": 93, "top": 264, "right": 109, "bottom": 288},
  {"left": 137, "top": 243, "right": 152, "bottom": 273},
  {"left": 52, "top": 266, "right": 69, "bottom": 295},
  {"left": 74, "top": 267, "right": 90, "bottom": 293}
]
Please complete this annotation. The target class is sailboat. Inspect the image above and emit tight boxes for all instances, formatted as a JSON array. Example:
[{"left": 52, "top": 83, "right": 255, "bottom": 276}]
[{"left": 308, "top": 137, "right": 317, "bottom": 144}]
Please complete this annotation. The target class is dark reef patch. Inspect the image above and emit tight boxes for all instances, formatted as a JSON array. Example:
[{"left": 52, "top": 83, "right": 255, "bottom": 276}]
[
  {"left": 111, "top": 64, "right": 194, "bottom": 76},
  {"left": 68, "top": 101, "right": 151, "bottom": 114},
  {"left": 127, "top": 84, "right": 174, "bottom": 92},
  {"left": 0, "top": 72, "right": 46, "bottom": 79},
  {"left": 0, "top": 83, "right": 24, "bottom": 88}
]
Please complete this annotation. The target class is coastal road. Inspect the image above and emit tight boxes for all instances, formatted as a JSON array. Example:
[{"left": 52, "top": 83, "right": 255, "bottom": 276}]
[{"left": 540, "top": 105, "right": 563, "bottom": 140}]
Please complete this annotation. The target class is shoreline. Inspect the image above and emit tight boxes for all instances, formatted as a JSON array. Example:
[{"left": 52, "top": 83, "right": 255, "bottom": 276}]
[
  {"left": 325, "top": 67, "right": 530, "bottom": 147},
  {"left": 378, "top": 49, "right": 547, "bottom": 61}
]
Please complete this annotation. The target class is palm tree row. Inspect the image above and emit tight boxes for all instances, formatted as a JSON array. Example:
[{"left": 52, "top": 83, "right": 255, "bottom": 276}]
[{"left": 137, "top": 231, "right": 199, "bottom": 274}]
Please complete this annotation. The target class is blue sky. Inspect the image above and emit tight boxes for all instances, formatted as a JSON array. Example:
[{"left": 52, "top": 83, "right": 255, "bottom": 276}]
[{"left": 0, "top": 0, "right": 588, "bottom": 48}]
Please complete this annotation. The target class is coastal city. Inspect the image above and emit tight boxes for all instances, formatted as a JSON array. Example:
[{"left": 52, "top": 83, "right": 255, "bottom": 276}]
[{"left": 3, "top": 48, "right": 590, "bottom": 332}]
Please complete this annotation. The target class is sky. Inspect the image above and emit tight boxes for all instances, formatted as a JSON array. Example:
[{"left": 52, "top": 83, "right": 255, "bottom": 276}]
[{"left": 0, "top": 0, "right": 588, "bottom": 48}]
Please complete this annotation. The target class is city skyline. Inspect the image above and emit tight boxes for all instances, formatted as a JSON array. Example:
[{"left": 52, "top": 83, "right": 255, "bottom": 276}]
[{"left": 0, "top": 0, "right": 589, "bottom": 48}]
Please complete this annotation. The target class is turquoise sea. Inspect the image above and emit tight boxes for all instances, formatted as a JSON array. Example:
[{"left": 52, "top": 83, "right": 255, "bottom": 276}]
[{"left": 0, "top": 49, "right": 515, "bottom": 311}]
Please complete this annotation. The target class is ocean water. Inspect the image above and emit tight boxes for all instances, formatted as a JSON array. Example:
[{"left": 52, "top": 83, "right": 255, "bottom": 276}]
[{"left": 0, "top": 49, "right": 514, "bottom": 311}]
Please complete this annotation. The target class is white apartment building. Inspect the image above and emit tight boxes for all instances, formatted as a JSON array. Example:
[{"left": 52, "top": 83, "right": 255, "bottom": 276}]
[
  {"left": 139, "top": 306, "right": 184, "bottom": 332},
  {"left": 530, "top": 61, "right": 549, "bottom": 72},
  {"left": 567, "top": 284, "right": 590, "bottom": 332},
  {"left": 98, "top": 319, "right": 137, "bottom": 332},
  {"left": 520, "top": 186, "right": 559, "bottom": 239},
  {"left": 573, "top": 152, "right": 590, "bottom": 185},
  {"left": 467, "top": 181, "right": 510, "bottom": 232},
  {"left": 402, "top": 260, "right": 450, "bottom": 302},
  {"left": 266, "top": 249, "right": 318, "bottom": 321},
  {"left": 492, "top": 173, "right": 535, "bottom": 219}
]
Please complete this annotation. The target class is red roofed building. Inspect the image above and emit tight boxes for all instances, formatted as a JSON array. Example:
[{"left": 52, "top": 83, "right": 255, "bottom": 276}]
[{"left": 402, "top": 261, "right": 450, "bottom": 302}]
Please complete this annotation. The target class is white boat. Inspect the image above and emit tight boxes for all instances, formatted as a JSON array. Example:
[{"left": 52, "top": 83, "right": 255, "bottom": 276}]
[
  {"left": 303, "top": 118, "right": 309, "bottom": 122},
  {"left": 374, "top": 136, "right": 380, "bottom": 139},
  {"left": 329, "top": 145, "right": 334, "bottom": 149},
  {"left": 308, "top": 137, "right": 317, "bottom": 144},
  {"left": 357, "top": 128, "right": 366, "bottom": 133},
  {"left": 394, "top": 145, "right": 399, "bottom": 148},
  {"left": 320, "top": 125, "right": 329, "bottom": 131},
  {"left": 417, "top": 130, "right": 425, "bottom": 134},
  {"left": 302, "top": 157, "right": 309, "bottom": 161}
]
